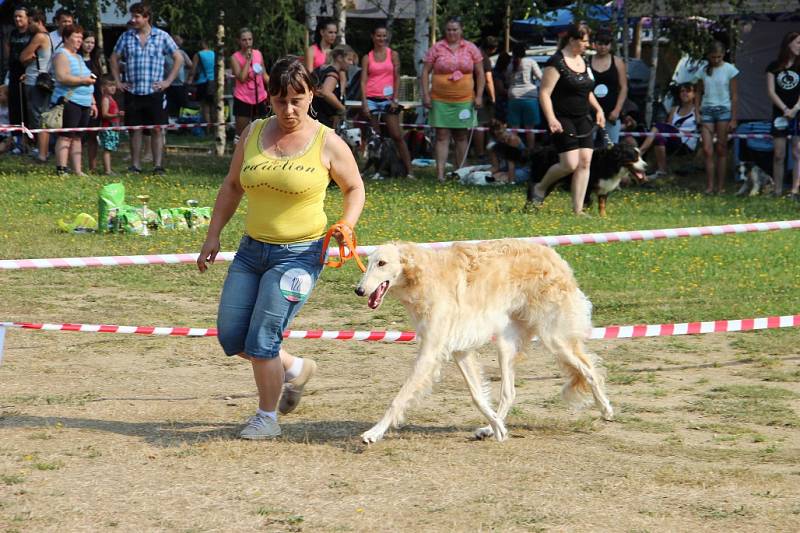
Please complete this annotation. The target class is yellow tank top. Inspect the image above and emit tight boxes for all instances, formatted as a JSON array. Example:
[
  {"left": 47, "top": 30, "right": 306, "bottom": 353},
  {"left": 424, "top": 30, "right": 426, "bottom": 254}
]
[{"left": 239, "top": 118, "right": 331, "bottom": 243}]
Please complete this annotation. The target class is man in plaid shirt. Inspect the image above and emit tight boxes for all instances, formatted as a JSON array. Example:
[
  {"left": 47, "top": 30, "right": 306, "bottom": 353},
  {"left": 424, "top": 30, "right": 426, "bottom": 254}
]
[{"left": 109, "top": 2, "right": 183, "bottom": 174}]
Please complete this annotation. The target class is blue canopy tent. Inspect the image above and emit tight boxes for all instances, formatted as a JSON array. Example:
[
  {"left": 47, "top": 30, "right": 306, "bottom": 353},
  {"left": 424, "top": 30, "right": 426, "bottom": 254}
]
[{"left": 512, "top": 4, "right": 613, "bottom": 42}]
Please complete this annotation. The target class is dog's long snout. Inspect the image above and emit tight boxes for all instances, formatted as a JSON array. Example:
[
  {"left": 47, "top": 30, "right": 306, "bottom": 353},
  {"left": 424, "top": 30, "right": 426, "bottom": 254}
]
[{"left": 354, "top": 286, "right": 366, "bottom": 297}]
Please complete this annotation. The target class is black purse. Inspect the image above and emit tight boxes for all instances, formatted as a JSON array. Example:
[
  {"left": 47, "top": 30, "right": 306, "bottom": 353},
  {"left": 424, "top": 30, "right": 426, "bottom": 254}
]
[
  {"left": 36, "top": 72, "right": 55, "bottom": 93},
  {"left": 35, "top": 50, "right": 55, "bottom": 93}
]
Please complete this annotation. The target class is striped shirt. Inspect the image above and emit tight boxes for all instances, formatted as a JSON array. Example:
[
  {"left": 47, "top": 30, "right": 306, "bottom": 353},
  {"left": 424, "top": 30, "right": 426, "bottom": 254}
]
[{"left": 113, "top": 27, "right": 178, "bottom": 95}]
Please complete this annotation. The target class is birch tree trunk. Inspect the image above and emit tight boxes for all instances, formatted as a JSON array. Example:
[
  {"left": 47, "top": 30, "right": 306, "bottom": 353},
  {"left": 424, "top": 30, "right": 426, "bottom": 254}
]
[
  {"left": 504, "top": 0, "right": 511, "bottom": 54},
  {"left": 215, "top": 12, "right": 226, "bottom": 157},
  {"left": 414, "top": 0, "right": 431, "bottom": 77},
  {"left": 621, "top": 1, "right": 629, "bottom": 63},
  {"left": 305, "top": 0, "right": 318, "bottom": 50},
  {"left": 386, "top": 0, "right": 398, "bottom": 36},
  {"left": 94, "top": 0, "right": 107, "bottom": 74},
  {"left": 645, "top": 14, "right": 660, "bottom": 129},
  {"left": 633, "top": 18, "right": 643, "bottom": 59},
  {"left": 334, "top": 0, "right": 347, "bottom": 44}
]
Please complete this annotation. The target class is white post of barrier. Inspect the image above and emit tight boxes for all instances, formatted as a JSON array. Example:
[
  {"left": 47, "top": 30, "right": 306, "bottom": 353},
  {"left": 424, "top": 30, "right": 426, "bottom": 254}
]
[{"left": 0, "top": 326, "right": 6, "bottom": 366}]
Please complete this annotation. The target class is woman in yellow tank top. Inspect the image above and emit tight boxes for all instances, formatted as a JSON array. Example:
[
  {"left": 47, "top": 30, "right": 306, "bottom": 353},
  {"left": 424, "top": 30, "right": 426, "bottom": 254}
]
[{"left": 197, "top": 57, "right": 365, "bottom": 440}]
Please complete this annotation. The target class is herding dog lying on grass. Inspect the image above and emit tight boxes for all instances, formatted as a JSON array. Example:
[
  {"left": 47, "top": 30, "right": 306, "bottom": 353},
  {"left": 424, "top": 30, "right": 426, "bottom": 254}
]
[{"left": 354, "top": 239, "right": 614, "bottom": 443}]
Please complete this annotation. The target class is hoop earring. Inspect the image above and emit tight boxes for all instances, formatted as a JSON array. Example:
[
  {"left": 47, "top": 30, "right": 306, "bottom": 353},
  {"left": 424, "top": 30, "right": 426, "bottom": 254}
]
[{"left": 309, "top": 104, "right": 318, "bottom": 118}]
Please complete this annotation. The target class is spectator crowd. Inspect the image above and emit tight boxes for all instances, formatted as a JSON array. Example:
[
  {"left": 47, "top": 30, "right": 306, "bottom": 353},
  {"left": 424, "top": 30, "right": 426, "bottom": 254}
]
[{"left": 1, "top": 4, "right": 800, "bottom": 202}]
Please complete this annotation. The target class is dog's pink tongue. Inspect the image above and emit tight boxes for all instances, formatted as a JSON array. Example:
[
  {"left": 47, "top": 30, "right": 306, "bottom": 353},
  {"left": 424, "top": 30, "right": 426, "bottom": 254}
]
[{"left": 368, "top": 281, "right": 389, "bottom": 309}]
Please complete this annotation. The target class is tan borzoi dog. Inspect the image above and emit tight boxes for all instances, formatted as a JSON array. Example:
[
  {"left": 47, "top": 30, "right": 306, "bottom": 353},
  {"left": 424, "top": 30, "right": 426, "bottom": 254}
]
[{"left": 354, "top": 239, "right": 613, "bottom": 443}]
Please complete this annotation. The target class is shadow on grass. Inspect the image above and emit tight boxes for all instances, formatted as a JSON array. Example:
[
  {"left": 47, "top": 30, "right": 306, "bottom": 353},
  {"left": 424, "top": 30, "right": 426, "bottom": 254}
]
[{"left": 0, "top": 415, "right": 468, "bottom": 451}]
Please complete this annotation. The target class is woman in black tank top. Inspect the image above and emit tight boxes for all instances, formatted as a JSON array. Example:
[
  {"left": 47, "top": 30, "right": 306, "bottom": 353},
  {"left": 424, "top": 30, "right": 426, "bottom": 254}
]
[
  {"left": 530, "top": 24, "right": 606, "bottom": 215},
  {"left": 590, "top": 30, "right": 628, "bottom": 144}
]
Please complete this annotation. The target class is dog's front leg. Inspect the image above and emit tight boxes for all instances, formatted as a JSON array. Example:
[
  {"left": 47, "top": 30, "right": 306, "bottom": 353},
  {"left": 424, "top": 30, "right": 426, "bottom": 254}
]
[
  {"left": 362, "top": 342, "right": 444, "bottom": 444},
  {"left": 598, "top": 194, "right": 608, "bottom": 217}
]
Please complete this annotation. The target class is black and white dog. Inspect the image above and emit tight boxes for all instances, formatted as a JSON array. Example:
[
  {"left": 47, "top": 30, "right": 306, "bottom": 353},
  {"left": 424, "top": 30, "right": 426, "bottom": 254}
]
[
  {"left": 361, "top": 128, "right": 406, "bottom": 180},
  {"left": 526, "top": 143, "right": 647, "bottom": 216},
  {"left": 335, "top": 121, "right": 362, "bottom": 158},
  {"left": 735, "top": 162, "right": 775, "bottom": 196}
]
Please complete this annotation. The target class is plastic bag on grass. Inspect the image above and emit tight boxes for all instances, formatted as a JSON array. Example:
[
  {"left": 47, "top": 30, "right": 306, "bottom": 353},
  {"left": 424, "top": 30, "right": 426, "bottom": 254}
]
[
  {"left": 58, "top": 213, "right": 98, "bottom": 233},
  {"left": 98, "top": 182, "right": 126, "bottom": 233},
  {"left": 158, "top": 208, "right": 175, "bottom": 229},
  {"left": 171, "top": 208, "right": 190, "bottom": 230}
]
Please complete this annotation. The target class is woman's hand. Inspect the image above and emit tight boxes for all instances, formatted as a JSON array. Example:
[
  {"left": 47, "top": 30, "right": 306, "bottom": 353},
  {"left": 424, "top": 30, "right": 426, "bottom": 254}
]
[
  {"left": 333, "top": 222, "right": 354, "bottom": 248},
  {"left": 197, "top": 236, "right": 221, "bottom": 273},
  {"left": 548, "top": 118, "right": 563, "bottom": 134},
  {"left": 595, "top": 113, "right": 606, "bottom": 129},
  {"left": 423, "top": 94, "right": 432, "bottom": 109},
  {"left": 82, "top": 76, "right": 95, "bottom": 86},
  {"left": 361, "top": 101, "right": 371, "bottom": 119},
  {"left": 474, "top": 94, "right": 483, "bottom": 109},
  {"left": 728, "top": 119, "right": 738, "bottom": 132},
  {"left": 90, "top": 103, "right": 98, "bottom": 118}
]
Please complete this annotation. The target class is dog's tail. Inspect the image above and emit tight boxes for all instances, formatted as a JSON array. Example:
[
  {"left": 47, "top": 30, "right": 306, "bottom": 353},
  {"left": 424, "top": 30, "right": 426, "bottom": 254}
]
[
  {"left": 538, "top": 288, "right": 605, "bottom": 409},
  {"left": 557, "top": 342, "right": 606, "bottom": 410}
]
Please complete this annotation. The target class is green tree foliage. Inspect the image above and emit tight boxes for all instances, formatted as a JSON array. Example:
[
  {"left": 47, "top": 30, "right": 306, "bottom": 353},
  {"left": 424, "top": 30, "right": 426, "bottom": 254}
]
[
  {"left": 9, "top": 0, "right": 128, "bottom": 29},
  {"left": 624, "top": 0, "right": 746, "bottom": 59},
  {"left": 156, "top": 0, "right": 307, "bottom": 63},
  {"left": 434, "top": 0, "right": 542, "bottom": 42}
]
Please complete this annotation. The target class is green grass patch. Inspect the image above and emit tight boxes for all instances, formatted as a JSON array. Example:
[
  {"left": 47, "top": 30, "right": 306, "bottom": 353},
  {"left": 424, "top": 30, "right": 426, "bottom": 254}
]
[
  {"left": 687, "top": 385, "right": 800, "bottom": 427},
  {"left": 2, "top": 473, "right": 25, "bottom": 485},
  {"left": 1, "top": 151, "right": 799, "bottom": 333},
  {"left": 619, "top": 415, "right": 674, "bottom": 433}
]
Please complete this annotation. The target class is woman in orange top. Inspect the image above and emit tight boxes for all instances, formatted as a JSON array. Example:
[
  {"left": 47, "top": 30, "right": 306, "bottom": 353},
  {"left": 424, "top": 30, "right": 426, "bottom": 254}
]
[
  {"left": 421, "top": 16, "right": 485, "bottom": 182},
  {"left": 198, "top": 56, "right": 365, "bottom": 440},
  {"left": 360, "top": 24, "right": 413, "bottom": 178}
]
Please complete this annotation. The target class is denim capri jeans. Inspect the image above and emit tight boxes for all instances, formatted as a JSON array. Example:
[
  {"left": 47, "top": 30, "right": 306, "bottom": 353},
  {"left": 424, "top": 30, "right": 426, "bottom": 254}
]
[{"left": 217, "top": 235, "right": 325, "bottom": 359}]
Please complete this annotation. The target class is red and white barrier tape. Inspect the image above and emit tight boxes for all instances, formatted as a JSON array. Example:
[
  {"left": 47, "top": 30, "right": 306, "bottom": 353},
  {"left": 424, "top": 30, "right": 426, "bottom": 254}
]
[
  {"left": 0, "top": 122, "right": 227, "bottom": 135},
  {"left": 1, "top": 315, "right": 798, "bottom": 341},
  {"left": 2, "top": 220, "right": 799, "bottom": 270},
  {"left": 0, "top": 120, "right": 770, "bottom": 140},
  {"left": 347, "top": 120, "right": 772, "bottom": 140}
]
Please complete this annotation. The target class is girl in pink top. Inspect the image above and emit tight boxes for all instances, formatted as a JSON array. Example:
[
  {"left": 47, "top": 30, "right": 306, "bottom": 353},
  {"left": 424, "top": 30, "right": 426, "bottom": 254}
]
[
  {"left": 360, "top": 25, "right": 413, "bottom": 178},
  {"left": 230, "top": 28, "right": 270, "bottom": 137},
  {"left": 305, "top": 19, "right": 337, "bottom": 72}
]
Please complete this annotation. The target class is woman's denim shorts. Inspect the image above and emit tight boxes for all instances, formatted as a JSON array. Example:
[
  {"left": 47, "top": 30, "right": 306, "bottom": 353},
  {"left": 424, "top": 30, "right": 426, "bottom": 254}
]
[
  {"left": 700, "top": 105, "right": 732, "bottom": 123},
  {"left": 217, "top": 235, "right": 325, "bottom": 359}
]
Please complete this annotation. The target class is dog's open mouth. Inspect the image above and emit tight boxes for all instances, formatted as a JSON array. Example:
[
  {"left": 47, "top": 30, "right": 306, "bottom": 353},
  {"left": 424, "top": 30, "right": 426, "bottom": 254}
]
[
  {"left": 630, "top": 168, "right": 647, "bottom": 182},
  {"left": 626, "top": 164, "right": 647, "bottom": 183},
  {"left": 368, "top": 281, "right": 390, "bottom": 309}
]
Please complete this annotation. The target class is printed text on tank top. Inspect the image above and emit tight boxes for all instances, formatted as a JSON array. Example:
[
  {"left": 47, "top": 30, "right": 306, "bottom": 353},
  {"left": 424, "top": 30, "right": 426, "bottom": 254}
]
[{"left": 239, "top": 122, "right": 325, "bottom": 194}]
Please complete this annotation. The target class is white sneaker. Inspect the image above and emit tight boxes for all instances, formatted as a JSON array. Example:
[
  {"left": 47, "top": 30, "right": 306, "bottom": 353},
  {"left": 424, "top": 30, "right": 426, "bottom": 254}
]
[
  {"left": 646, "top": 170, "right": 667, "bottom": 181},
  {"left": 239, "top": 415, "right": 281, "bottom": 440},
  {"left": 279, "top": 359, "right": 317, "bottom": 415}
]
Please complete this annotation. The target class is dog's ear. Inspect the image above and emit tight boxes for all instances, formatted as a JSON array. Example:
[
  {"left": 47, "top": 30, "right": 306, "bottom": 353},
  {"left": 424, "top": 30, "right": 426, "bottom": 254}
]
[{"left": 398, "top": 245, "right": 422, "bottom": 287}]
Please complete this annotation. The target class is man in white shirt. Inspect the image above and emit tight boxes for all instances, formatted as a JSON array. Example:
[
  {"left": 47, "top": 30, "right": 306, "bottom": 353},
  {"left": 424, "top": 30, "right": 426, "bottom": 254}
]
[{"left": 48, "top": 8, "right": 73, "bottom": 51}]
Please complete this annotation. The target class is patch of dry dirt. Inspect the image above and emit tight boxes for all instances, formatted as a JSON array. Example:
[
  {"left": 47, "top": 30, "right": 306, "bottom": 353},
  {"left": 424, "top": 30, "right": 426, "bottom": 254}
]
[{"left": 2, "top": 287, "right": 799, "bottom": 532}]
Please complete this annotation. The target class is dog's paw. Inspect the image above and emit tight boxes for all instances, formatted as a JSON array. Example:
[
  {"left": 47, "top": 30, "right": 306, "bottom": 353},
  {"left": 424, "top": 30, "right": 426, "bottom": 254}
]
[
  {"left": 598, "top": 400, "right": 615, "bottom": 421},
  {"left": 491, "top": 421, "right": 508, "bottom": 442},
  {"left": 361, "top": 427, "right": 385, "bottom": 444},
  {"left": 474, "top": 426, "right": 494, "bottom": 440}
]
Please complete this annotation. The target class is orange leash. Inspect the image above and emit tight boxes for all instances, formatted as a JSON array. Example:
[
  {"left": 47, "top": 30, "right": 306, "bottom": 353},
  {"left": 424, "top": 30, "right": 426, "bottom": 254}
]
[{"left": 320, "top": 221, "right": 366, "bottom": 272}]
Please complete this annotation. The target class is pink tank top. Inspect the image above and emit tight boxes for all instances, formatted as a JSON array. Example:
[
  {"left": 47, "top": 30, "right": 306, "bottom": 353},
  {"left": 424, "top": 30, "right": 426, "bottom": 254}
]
[
  {"left": 365, "top": 48, "right": 395, "bottom": 99},
  {"left": 232, "top": 49, "right": 268, "bottom": 105},
  {"left": 312, "top": 44, "right": 327, "bottom": 69}
]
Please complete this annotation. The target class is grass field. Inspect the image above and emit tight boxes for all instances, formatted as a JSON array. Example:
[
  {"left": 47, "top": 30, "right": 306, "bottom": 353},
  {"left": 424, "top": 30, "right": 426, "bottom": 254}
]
[{"left": 1, "top": 149, "right": 799, "bottom": 531}]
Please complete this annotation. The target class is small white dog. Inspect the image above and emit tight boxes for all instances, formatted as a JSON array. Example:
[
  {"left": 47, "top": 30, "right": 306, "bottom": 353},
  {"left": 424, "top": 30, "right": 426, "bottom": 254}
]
[{"left": 354, "top": 239, "right": 613, "bottom": 444}]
